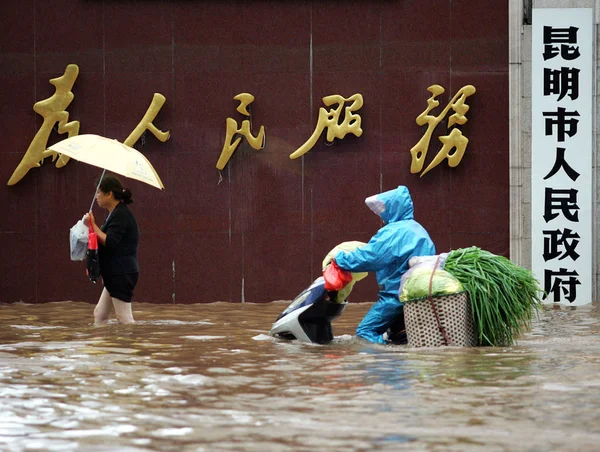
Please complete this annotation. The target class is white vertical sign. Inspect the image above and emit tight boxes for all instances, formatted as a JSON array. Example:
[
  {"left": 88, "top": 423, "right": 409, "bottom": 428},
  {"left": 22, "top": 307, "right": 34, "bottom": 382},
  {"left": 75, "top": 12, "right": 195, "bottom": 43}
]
[{"left": 531, "top": 9, "right": 593, "bottom": 306}]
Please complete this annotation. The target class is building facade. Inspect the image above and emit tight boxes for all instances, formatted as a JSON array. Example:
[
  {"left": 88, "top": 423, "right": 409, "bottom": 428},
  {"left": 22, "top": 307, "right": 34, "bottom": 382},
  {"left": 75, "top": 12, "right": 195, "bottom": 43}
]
[{"left": 8, "top": 1, "right": 592, "bottom": 305}]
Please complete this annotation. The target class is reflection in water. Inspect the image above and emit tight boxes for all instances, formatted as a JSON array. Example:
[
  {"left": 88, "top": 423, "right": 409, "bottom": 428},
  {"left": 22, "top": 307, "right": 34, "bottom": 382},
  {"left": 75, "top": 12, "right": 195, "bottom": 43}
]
[{"left": 1, "top": 301, "right": 600, "bottom": 451}]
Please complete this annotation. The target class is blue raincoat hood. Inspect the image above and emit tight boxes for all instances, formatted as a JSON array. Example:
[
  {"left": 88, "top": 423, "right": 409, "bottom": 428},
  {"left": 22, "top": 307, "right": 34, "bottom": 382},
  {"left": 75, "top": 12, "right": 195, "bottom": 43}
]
[{"left": 365, "top": 185, "right": 414, "bottom": 224}]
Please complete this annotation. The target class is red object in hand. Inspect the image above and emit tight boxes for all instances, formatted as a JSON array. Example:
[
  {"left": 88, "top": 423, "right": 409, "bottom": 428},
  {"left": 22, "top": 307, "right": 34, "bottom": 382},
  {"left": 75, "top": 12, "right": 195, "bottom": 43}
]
[
  {"left": 86, "top": 222, "right": 101, "bottom": 283},
  {"left": 323, "top": 260, "right": 353, "bottom": 291},
  {"left": 88, "top": 222, "right": 98, "bottom": 250}
]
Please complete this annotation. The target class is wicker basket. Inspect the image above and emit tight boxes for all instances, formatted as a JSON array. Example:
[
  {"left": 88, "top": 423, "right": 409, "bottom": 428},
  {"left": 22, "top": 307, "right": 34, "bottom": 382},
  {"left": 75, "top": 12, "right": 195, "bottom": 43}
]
[{"left": 404, "top": 291, "right": 477, "bottom": 347}]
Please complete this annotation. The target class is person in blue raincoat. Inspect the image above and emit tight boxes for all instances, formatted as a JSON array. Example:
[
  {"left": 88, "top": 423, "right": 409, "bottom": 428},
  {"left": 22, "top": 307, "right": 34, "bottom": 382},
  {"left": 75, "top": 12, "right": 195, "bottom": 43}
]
[{"left": 333, "top": 185, "right": 436, "bottom": 344}]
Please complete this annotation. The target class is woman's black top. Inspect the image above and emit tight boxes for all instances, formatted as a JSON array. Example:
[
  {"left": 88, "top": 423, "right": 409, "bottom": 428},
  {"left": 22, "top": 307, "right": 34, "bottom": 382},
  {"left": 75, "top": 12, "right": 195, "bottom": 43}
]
[{"left": 99, "top": 203, "right": 139, "bottom": 276}]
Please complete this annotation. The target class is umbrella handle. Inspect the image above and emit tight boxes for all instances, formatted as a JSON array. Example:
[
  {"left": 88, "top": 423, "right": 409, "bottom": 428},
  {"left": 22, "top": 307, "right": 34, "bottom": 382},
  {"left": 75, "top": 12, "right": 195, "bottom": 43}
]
[{"left": 89, "top": 169, "right": 106, "bottom": 212}]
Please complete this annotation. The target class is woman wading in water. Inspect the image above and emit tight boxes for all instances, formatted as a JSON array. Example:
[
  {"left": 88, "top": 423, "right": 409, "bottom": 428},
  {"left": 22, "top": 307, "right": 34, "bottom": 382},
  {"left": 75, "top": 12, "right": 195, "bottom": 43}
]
[{"left": 84, "top": 174, "right": 139, "bottom": 325}]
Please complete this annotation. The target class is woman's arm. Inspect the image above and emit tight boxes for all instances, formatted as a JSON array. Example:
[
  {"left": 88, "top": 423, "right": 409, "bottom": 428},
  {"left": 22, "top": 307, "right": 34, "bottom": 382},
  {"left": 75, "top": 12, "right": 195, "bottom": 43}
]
[{"left": 88, "top": 212, "right": 107, "bottom": 245}]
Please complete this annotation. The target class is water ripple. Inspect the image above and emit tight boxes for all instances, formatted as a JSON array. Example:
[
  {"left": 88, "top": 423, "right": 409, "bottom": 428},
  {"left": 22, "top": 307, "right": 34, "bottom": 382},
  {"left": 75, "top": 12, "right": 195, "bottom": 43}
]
[{"left": 0, "top": 301, "right": 598, "bottom": 450}]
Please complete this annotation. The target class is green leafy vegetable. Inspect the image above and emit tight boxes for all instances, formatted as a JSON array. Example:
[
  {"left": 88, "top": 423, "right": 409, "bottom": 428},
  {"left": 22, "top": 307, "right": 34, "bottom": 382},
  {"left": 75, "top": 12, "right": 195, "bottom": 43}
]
[{"left": 444, "top": 246, "right": 544, "bottom": 346}]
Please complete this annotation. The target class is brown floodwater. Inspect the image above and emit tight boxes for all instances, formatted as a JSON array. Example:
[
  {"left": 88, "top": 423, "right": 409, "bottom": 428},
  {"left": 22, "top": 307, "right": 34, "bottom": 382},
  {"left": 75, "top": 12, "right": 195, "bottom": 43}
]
[{"left": 1, "top": 300, "right": 599, "bottom": 451}]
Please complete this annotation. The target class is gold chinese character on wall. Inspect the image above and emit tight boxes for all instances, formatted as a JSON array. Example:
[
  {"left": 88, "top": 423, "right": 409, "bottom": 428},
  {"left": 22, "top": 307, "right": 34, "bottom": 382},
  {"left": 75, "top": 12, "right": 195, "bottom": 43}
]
[
  {"left": 410, "top": 84, "right": 476, "bottom": 177},
  {"left": 7, "top": 63, "right": 170, "bottom": 186},
  {"left": 289, "top": 93, "right": 363, "bottom": 159},
  {"left": 121, "top": 93, "right": 170, "bottom": 148},
  {"left": 7, "top": 64, "right": 81, "bottom": 185},
  {"left": 216, "top": 93, "right": 266, "bottom": 170}
]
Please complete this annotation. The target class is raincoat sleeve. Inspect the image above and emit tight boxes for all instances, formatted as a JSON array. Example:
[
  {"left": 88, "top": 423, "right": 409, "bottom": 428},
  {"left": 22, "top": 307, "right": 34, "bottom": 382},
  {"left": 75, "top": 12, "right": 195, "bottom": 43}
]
[{"left": 334, "top": 227, "right": 402, "bottom": 273}]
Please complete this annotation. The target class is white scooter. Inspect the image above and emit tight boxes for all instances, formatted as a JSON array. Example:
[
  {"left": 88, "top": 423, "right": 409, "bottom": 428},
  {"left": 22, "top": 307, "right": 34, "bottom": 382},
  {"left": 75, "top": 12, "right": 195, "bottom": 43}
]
[{"left": 269, "top": 276, "right": 346, "bottom": 344}]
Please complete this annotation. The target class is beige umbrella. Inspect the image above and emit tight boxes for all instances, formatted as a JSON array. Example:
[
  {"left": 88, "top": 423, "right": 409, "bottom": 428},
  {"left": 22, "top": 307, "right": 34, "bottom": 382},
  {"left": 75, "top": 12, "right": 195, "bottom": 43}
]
[
  {"left": 52, "top": 134, "right": 165, "bottom": 268},
  {"left": 48, "top": 134, "right": 164, "bottom": 190}
]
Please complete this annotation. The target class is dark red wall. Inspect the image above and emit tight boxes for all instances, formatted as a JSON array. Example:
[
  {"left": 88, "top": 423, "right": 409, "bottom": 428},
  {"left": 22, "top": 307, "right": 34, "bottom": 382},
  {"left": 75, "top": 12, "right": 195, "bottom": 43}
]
[{"left": 0, "top": 1, "right": 509, "bottom": 304}]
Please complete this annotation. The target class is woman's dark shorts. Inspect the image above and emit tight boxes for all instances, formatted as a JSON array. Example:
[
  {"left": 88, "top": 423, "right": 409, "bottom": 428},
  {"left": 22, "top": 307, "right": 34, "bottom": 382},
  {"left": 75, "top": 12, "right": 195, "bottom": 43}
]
[{"left": 102, "top": 273, "right": 139, "bottom": 303}]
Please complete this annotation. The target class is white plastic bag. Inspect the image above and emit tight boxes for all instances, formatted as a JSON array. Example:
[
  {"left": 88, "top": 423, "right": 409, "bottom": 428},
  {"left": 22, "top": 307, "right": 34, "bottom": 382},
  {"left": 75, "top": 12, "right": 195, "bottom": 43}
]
[
  {"left": 398, "top": 253, "right": 451, "bottom": 300},
  {"left": 69, "top": 220, "right": 88, "bottom": 261}
]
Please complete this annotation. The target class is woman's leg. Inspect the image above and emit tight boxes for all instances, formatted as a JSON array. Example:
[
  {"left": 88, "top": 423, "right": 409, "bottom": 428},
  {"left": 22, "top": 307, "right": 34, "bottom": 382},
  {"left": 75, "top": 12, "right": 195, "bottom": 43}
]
[
  {"left": 94, "top": 287, "right": 113, "bottom": 325},
  {"left": 111, "top": 297, "right": 135, "bottom": 324}
]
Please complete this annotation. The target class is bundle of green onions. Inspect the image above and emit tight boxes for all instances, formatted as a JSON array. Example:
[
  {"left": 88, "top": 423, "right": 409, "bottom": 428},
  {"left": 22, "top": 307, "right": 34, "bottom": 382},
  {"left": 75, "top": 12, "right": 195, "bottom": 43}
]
[{"left": 444, "top": 246, "right": 544, "bottom": 346}]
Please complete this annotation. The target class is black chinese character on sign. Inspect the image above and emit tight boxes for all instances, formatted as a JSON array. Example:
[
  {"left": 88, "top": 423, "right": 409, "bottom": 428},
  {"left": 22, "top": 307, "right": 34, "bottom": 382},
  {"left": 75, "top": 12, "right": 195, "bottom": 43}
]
[
  {"left": 543, "top": 67, "right": 580, "bottom": 101},
  {"left": 544, "top": 268, "right": 580, "bottom": 303},
  {"left": 543, "top": 147, "right": 580, "bottom": 181},
  {"left": 543, "top": 187, "right": 579, "bottom": 222},
  {"left": 543, "top": 228, "right": 580, "bottom": 261},
  {"left": 543, "top": 107, "right": 580, "bottom": 142},
  {"left": 543, "top": 26, "right": 581, "bottom": 60}
]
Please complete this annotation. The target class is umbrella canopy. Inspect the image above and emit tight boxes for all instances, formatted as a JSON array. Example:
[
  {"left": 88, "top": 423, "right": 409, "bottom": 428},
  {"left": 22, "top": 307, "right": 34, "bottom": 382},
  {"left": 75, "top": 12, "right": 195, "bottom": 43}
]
[{"left": 48, "top": 134, "right": 164, "bottom": 189}]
